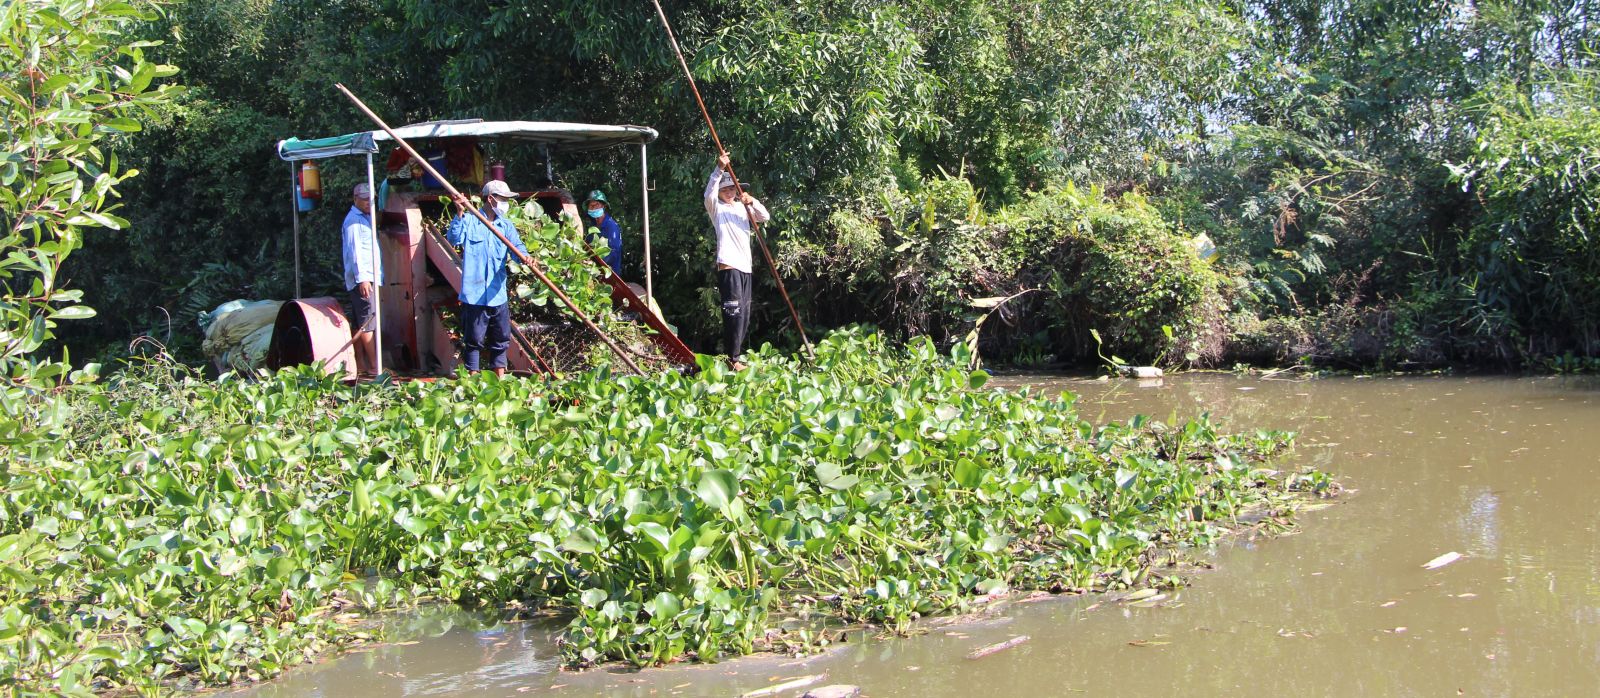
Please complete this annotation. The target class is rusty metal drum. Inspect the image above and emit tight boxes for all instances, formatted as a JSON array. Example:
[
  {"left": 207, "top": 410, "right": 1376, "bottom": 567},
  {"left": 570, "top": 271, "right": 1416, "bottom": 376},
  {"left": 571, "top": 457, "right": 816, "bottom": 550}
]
[{"left": 265, "top": 297, "right": 358, "bottom": 381}]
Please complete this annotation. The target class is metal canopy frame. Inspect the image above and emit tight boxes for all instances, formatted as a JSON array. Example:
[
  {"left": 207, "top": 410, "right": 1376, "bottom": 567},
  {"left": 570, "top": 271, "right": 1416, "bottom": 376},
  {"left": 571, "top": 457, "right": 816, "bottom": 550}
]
[
  {"left": 274, "top": 119, "right": 660, "bottom": 378},
  {"left": 373, "top": 120, "right": 658, "bottom": 151}
]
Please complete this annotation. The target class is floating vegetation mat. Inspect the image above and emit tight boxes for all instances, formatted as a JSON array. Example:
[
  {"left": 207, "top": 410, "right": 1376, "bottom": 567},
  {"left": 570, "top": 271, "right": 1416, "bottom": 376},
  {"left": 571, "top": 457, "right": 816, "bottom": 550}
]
[{"left": 0, "top": 329, "right": 1326, "bottom": 694}]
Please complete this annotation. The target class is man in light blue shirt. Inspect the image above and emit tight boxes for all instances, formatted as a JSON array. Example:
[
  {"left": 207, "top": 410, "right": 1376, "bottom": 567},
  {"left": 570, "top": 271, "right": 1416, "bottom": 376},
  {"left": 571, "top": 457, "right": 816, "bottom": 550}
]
[
  {"left": 446, "top": 179, "right": 532, "bottom": 376},
  {"left": 341, "top": 183, "right": 382, "bottom": 377}
]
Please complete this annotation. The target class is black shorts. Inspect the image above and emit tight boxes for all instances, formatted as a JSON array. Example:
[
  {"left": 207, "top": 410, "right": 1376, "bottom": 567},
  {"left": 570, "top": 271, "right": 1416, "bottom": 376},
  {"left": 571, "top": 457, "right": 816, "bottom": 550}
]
[{"left": 349, "top": 290, "right": 374, "bottom": 332}]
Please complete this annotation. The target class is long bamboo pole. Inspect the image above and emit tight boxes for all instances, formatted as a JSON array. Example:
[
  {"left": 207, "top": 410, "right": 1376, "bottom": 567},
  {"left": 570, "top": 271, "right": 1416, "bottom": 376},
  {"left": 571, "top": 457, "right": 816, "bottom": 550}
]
[
  {"left": 333, "top": 83, "right": 644, "bottom": 375},
  {"left": 648, "top": 0, "right": 813, "bottom": 354}
]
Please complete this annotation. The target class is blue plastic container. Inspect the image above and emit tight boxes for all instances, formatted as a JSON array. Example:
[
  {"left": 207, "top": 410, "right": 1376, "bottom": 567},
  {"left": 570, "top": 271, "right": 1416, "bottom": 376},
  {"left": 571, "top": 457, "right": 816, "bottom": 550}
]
[{"left": 420, "top": 150, "right": 448, "bottom": 189}]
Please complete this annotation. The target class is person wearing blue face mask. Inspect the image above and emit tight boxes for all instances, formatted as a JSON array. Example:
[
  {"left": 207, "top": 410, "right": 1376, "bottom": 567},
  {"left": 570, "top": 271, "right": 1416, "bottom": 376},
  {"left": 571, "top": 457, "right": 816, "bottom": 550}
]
[
  {"left": 445, "top": 180, "right": 532, "bottom": 377},
  {"left": 584, "top": 189, "right": 623, "bottom": 276}
]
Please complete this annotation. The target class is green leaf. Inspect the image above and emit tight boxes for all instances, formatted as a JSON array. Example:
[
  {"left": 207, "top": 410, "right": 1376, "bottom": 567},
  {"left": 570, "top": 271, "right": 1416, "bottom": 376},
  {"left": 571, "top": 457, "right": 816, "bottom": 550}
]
[
  {"left": 968, "top": 370, "right": 989, "bottom": 390},
  {"left": 814, "top": 462, "right": 859, "bottom": 491},
  {"left": 952, "top": 459, "right": 982, "bottom": 488},
  {"left": 352, "top": 480, "right": 371, "bottom": 516},
  {"left": 266, "top": 557, "right": 295, "bottom": 580},
  {"left": 128, "top": 63, "right": 155, "bottom": 93},
  {"left": 50, "top": 305, "right": 96, "bottom": 321},
  {"left": 649, "top": 592, "right": 682, "bottom": 618},
  {"left": 562, "top": 526, "right": 604, "bottom": 554},
  {"left": 1115, "top": 468, "right": 1138, "bottom": 490},
  {"left": 696, "top": 470, "right": 738, "bottom": 512},
  {"left": 634, "top": 522, "right": 672, "bottom": 554}
]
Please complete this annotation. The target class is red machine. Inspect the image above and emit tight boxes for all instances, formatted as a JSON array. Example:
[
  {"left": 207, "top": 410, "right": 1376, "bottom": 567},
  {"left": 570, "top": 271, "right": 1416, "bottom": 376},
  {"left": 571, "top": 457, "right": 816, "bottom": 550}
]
[{"left": 272, "top": 120, "right": 691, "bottom": 378}]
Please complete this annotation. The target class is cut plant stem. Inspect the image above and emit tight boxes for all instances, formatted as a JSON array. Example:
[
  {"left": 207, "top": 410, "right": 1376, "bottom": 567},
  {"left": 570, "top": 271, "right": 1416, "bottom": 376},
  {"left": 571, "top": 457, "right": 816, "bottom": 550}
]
[{"left": 967, "top": 635, "right": 1031, "bottom": 659}]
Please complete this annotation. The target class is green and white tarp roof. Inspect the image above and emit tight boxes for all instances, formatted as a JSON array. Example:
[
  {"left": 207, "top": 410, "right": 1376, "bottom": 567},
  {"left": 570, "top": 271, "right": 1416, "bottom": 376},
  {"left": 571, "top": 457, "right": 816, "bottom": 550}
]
[
  {"left": 277, "top": 120, "right": 659, "bottom": 161},
  {"left": 276, "top": 133, "right": 377, "bottom": 161}
]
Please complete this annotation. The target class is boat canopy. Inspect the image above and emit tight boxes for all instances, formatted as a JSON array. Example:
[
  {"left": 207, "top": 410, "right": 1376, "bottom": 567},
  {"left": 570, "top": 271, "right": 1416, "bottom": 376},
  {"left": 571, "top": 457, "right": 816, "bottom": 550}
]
[{"left": 277, "top": 120, "right": 659, "bottom": 161}]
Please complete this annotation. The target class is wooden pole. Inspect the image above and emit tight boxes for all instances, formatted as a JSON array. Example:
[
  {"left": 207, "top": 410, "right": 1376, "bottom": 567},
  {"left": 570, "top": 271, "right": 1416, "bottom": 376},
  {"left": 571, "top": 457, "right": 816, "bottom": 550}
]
[{"left": 333, "top": 83, "right": 644, "bottom": 375}]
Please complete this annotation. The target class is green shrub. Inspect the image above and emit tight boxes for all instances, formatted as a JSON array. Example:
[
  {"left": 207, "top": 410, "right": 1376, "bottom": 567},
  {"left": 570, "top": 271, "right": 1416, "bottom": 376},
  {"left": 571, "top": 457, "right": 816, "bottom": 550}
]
[
  {"left": 1451, "top": 70, "right": 1600, "bottom": 358},
  {"left": 1010, "top": 185, "right": 1226, "bottom": 366},
  {"left": 793, "top": 176, "right": 1224, "bottom": 367},
  {"left": 1225, "top": 314, "right": 1313, "bottom": 366},
  {"left": 0, "top": 0, "right": 182, "bottom": 461}
]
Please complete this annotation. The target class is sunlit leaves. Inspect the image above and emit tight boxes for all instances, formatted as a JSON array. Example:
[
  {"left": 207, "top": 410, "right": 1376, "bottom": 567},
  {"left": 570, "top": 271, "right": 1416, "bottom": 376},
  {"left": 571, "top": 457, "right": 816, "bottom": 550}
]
[
  {"left": 1449, "top": 70, "right": 1600, "bottom": 346},
  {"left": 695, "top": 469, "right": 739, "bottom": 513},
  {"left": 0, "top": 0, "right": 181, "bottom": 382},
  {"left": 813, "top": 461, "right": 859, "bottom": 491}
]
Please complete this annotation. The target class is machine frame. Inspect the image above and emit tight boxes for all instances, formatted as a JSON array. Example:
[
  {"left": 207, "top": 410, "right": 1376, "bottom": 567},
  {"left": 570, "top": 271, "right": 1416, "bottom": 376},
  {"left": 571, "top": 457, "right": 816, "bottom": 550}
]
[{"left": 271, "top": 119, "right": 690, "bottom": 378}]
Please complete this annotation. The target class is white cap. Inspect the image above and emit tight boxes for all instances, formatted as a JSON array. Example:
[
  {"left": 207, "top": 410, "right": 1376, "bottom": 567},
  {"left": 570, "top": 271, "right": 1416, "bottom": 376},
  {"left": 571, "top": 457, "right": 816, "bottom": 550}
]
[
  {"left": 716, "top": 172, "right": 737, "bottom": 190},
  {"left": 353, "top": 182, "right": 372, "bottom": 199},
  {"left": 482, "top": 180, "right": 513, "bottom": 198}
]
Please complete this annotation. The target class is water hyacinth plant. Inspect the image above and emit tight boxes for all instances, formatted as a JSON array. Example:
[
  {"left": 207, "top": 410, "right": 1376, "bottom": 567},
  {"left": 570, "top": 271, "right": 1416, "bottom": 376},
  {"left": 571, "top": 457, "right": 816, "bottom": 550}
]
[{"left": 1, "top": 330, "right": 1313, "bottom": 694}]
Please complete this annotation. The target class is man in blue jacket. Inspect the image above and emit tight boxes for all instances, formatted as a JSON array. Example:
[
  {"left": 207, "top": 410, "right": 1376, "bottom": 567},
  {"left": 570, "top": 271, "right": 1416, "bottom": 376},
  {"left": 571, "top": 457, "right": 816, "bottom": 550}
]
[
  {"left": 446, "top": 180, "right": 532, "bottom": 377},
  {"left": 583, "top": 189, "right": 623, "bottom": 276}
]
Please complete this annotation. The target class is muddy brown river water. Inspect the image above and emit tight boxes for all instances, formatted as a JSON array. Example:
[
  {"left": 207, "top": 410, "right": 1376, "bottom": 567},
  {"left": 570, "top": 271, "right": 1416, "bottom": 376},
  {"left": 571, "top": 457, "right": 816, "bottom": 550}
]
[{"left": 235, "top": 374, "right": 1600, "bottom": 697}]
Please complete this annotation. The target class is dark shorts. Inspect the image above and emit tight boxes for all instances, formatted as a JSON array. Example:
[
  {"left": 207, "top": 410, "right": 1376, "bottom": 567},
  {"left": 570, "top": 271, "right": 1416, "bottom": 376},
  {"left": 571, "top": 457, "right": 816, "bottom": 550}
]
[{"left": 349, "top": 289, "right": 374, "bottom": 332}]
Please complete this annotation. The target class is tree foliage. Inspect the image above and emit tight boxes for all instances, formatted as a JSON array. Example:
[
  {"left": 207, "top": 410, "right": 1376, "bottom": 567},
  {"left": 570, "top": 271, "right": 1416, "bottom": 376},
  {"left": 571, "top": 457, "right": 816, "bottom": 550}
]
[
  {"left": 30, "top": 0, "right": 1600, "bottom": 368},
  {"left": 0, "top": 0, "right": 180, "bottom": 440},
  {"left": 1452, "top": 69, "right": 1600, "bottom": 355}
]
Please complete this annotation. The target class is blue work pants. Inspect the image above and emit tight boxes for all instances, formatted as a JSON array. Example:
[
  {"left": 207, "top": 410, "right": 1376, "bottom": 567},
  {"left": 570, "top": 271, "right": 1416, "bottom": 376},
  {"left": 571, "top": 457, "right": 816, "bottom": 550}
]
[{"left": 460, "top": 302, "right": 511, "bottom": 371}]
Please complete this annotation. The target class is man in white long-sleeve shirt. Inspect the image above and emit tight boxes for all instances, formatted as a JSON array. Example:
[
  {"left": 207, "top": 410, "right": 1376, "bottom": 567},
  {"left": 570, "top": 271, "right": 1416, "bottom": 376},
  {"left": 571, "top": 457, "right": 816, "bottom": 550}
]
[
  {"left": 705, "top": 154, "right": 769, "bottom": 368},
  {"left": 341, "top": 183, "right": 382, "bottom": 377}
]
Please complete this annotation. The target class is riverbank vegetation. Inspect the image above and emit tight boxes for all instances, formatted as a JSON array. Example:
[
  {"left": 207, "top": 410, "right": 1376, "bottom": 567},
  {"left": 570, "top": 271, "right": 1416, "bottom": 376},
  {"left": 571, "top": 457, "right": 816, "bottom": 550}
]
[
  {"left": 19, "top": 0, "right": 1594, "bottom": 372},
  {"left": 2, "top": 330, "right": 1318, "bottom": 694}
]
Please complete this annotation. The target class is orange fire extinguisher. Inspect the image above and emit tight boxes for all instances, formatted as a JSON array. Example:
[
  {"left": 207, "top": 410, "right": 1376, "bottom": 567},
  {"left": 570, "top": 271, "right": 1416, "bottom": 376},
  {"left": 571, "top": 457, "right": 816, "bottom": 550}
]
[{"left": 300, "top": 160, "right": 323, "bottom": 200}]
